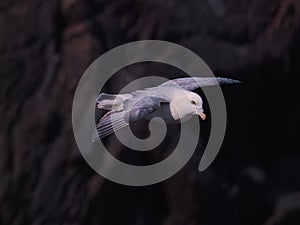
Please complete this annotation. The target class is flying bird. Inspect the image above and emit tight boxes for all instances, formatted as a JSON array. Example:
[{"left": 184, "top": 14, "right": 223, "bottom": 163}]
[{"left": 92, "top": 77, "right": 240, "bottom": 141}]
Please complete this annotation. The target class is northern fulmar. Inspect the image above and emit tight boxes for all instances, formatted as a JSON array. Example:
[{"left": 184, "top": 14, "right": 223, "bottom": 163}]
[{"left": 92, "top": 77, "right": 240, "bottom": 141}]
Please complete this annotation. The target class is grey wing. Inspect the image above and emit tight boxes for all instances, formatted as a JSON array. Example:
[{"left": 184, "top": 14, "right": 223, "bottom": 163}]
[
  {"left": 92, "top": 96, "right": 167, "bottom": 141},
  {"left": 160, "top": 77, "right": 240, "bottom": 91}
]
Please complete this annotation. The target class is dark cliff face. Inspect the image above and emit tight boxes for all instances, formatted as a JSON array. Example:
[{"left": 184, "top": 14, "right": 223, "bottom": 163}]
[{"left": 1, "top": 0, "right": 300, "bottom": 225}]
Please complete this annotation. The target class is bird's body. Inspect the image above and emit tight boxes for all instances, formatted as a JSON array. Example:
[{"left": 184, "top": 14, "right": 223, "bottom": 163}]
[
  {"left": 92, "top": 77, "right": 240, "bottom": 141},
  {"left": 141, "top": 87, "right": 200, "bottom": 122}
]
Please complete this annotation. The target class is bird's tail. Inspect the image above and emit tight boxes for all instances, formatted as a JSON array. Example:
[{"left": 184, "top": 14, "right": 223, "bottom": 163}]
[
  {"left": 96, "top": 93, "right": 132, "bottom": 110},
  {"left": 96, "top": 93, "right": 120, "bottom": 110}
]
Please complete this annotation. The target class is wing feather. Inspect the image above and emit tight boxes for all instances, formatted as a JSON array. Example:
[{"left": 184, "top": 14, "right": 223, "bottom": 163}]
[
  {"left": 160, "top": 77, "right": 240, "bottom": 91},
  {"left": 92, "top": 96, "right": 167, "bottom": 141}
]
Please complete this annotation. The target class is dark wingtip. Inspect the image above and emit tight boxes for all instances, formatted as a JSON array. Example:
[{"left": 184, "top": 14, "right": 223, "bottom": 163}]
[{"left": 216, "top": 77, "right": 242, "bottom": 84}]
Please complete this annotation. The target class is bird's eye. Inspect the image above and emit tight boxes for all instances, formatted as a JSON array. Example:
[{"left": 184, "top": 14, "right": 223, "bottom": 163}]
[{"left": 191, "top": 100, "right": 196, "bottom": 105}]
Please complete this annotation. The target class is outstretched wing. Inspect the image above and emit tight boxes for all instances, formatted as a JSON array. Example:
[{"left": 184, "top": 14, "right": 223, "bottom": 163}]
[
  {"left": 160, "top": 77, "right": 240, "bottom": 91},
  {"left": 92, "top": 96, "right": 167, "bottom": 141}
]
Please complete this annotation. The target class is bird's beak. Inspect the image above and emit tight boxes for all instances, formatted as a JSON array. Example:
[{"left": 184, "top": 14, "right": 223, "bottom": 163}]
[{"left": 196, "top": 110, "right": 206, "bottom": 120}]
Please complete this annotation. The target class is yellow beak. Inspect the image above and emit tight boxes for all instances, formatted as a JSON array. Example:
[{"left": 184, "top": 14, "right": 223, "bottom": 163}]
[{"left": 197, "top": 111, "right": 206, "bottom": 120}]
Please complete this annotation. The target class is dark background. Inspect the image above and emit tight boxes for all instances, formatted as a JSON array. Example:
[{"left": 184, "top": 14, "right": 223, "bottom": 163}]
[{"left": 1, "top": 0, "right": 300, "bottom": 225}]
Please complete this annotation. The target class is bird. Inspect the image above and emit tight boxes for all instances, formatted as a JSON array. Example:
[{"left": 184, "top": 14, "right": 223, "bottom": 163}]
[{"left": 92, "top": 77, "right": 240, "bottom": 141}]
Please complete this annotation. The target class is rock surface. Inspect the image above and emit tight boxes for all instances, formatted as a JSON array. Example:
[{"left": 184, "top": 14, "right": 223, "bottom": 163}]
[{"left": 1, "top": 0, "right": 300, "bottom": 224}]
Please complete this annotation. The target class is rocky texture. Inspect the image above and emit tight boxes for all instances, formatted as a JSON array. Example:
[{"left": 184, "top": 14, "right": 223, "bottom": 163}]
[{"left": 1, "top": 0, "right": 300, "bottom": 225}]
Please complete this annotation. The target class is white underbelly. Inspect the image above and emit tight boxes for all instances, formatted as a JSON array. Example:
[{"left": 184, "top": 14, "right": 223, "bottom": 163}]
[{"left": 145, "top": 104, "right": 192, "bottom": 123}]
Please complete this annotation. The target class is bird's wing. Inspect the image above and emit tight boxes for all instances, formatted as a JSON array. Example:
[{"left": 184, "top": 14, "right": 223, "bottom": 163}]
[
  {"left": 92, "top": 96, "right": 168, "bottom": 141},
  {"left": 159, "top": 77, "right": 240, "bottom": 91}
]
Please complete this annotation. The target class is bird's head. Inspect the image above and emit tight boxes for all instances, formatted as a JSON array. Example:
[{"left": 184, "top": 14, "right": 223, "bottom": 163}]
[
  {"left": 170, "top": 90, "right": 206, "bottom": 121},
  {"left": 185, "top": 92, "right": 206, "bottom": 120}
]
